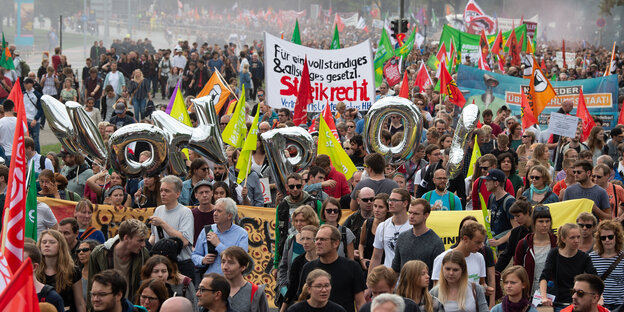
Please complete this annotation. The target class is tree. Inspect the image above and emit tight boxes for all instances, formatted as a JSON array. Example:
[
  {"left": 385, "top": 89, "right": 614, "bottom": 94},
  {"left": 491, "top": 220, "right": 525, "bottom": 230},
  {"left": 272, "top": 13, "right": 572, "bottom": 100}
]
[{"left": 600, "top": 0, "right": 624, "bottom": 15}]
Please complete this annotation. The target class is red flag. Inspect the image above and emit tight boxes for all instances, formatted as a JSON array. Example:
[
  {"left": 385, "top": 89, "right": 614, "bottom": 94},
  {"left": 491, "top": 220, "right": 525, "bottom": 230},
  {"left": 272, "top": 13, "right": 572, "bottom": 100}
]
[
  {"left": 562, "top": 40, "right": 567, "bottom": 68},
  {"left": 540, "top": 57, "right": 546, "bottom": 69},
  {"left": 7, "top": 78, "right": 27, "bottom": 135},
  {"left": 506, "top": 28, "right": 521, "bottom": 66},
  {"left": 414, "top": 62, "right": 433, "bottom": 92},
  {"left": 476, "top": 120, "right": 483, "bottom": 128},
  {"left": 0, "top": 81, "right": 27, "bottom": 274},
  {"left": 491, "top": 29, "right": 504, "bottom": 55},
  {"left": 0, "top": 258, "right": 39, "bottom": 312},
  {"left": 436, "top": 42, "right": 447, "bottom": 62},
  {"left": 293, "top": 56, "right": 312, "bottom": 126},
  {"left": 439, "top": 63, "right": 466, "bottom": 108},
  {"left": 478, "top": 53, "right": 491, "bottom": 71},
  {"left": 521, "top": 89, "right": 537, "bottom": 129},
  {"left": 577, "top": 88, "right": 595, "bottom": 142},
  {"left": 334, "top": 14, "right": 345, "bottom": 32},
  {"left": 618, "top": 99, "right": 624, "bottom": 126},
  {"left": 479, "top": 29, "right": 489, "bottom": 60},
  {"left": 321, "top": 101, "right": 340, "bottom": 141},
  {"left": 398, "top": 71, "right": 410, "bottom": 99},
  {"left": 497, "top": 56, "right": 505, "bottom": 73}
]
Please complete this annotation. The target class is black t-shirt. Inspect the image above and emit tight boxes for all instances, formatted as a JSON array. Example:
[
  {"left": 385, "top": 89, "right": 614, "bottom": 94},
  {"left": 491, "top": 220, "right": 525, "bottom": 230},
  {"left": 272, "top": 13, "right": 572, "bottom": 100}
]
[
  {"left": 38, "top": 285, "right": 65, "bottom": 312},
  {"left": 287, "top": 300, "right": 346, "bottom": 312},
  {"left": 298, "top": 257, "right": 366, "bottom": 312},
  {"left": 539, "top": 248, "right": 597, "bottom": 304},
  {"left": 43, "top": 266, "right": 81, "bottom": 312}
]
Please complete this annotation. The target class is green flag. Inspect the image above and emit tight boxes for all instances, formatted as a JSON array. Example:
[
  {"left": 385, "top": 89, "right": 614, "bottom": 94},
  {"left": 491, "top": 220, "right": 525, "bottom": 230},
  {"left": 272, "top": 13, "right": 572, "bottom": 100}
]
[
  {"left": 330, "top": 24, "right": 340, "bottom": 49},
  {"left": 373, "top": 29, "right": 394, "bottom": 87},
  {"left": 25, "top": 164, "right": 37, "bottom": 240},
  {"left": 292, "top": 19, "right": 301, "bottom": 44},
  {"left": 1, "top": 32, "right": 7, "bottom": 49},
  {"left": 0, "top": 47, "right": 14, "bottom": 70},
  {"left": 395, "top": 30, "right": 416, "bottom": 60}
]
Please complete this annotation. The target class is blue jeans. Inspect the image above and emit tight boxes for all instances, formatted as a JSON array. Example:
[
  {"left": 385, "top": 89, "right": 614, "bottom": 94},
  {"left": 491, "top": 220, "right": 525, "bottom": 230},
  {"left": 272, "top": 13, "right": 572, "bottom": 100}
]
[
  {"left": 28, "top": 120, "right": 41, "bottom": 153},
  {"left": 133, "top": 97, "right": 147, "bottom": 121}
]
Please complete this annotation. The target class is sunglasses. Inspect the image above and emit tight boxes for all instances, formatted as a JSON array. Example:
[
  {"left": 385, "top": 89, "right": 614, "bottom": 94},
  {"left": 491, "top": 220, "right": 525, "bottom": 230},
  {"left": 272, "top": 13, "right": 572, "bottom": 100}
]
[
  {"left": 577, "top": 223, "right": 594, "bottom": 229},
  {"left": 534, "top": 205, "right": 550, "bottom": 212},
  {"left": 360, "top": 197, "right": 374, "bottom": 203},
  {"left": 529, "top": 176, "right": 541, "bottom": 180},
  {"left": 220, "top": 122, "right": 228, "bottom": 126},
  {"left": 347, "top": 125, "right": 355, "bottom": 128},
  {"left": 480, "top": 166, "right": 490, "bottom": 171},
  {"left": 592, "top": 175, "right": 603, "bottom": 179},
  {"left": 77, "top": 248, "right": 91, "bottom": 253},
  {"left": 325, "top": 208, "right": 339, "bottom": 214},
  {"left": 288, "top": 184, "right": 303, "bottom": 190},
  {"left": 570, "top": 289, "right": 596, "bottom": 298},
  {"left": 600, "top": 234, "right": 615, "bottom": 241},
  {"left": 200, "top": 167, "right": 210, "bottom": 171},
  {"left": 573, "top": 170, "right": 585, "bottom": 175}
]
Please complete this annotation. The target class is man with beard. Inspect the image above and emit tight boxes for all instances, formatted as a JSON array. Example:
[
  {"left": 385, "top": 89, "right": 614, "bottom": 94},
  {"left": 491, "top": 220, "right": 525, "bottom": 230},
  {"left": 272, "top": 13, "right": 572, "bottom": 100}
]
[
  {"left": 564, "top": 160, "right": 611, "bottom": 221},
  {"left": 561, "top": 274, "right": 608, "bottom": 312},
  {"left": 421, "top": 169, "right": 462, "bottom": 210},
  {"left": 273, "top": 173, "right": 322, "bottom": 276}
]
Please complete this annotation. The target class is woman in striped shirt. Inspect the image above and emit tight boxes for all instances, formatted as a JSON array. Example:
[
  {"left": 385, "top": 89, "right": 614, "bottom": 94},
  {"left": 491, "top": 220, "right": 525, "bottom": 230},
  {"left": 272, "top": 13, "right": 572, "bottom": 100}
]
[{"left": 589, "top": 220, "right": 624, "bottom": 311}]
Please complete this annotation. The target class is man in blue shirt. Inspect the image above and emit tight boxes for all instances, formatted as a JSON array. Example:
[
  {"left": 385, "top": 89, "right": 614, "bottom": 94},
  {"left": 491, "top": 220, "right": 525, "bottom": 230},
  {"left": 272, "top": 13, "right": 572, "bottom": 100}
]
[
  {"left": 192, "top": 197, "right": 248, "bottom": 275},
  {"left": 421, "top": 169, "right": 462, "bottom": 210}
]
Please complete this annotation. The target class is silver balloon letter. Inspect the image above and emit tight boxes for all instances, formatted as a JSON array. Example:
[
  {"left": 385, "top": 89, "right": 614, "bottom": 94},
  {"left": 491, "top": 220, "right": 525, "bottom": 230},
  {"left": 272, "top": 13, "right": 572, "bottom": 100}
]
[
  {"left": 108, "top": 123, "right": 169, "bottom": 178},
  {"left": 65, "top": 101, "right": 108, "bottom": 160},
  {"left": 40, "top": 95, "right": 80, "bottom": 154},
  {"left": 446, "top": 104, "right": 480, "bottom": 179}
]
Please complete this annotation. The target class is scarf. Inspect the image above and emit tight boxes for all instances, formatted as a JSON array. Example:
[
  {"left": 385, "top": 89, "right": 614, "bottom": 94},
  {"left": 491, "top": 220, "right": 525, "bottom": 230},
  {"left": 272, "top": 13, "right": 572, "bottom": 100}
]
[
  {"left": 501, "top": 296, "right": 530, "bottom": 312},
  {"left": 530, "top": 184, "right": 550, "bottom": 201}
]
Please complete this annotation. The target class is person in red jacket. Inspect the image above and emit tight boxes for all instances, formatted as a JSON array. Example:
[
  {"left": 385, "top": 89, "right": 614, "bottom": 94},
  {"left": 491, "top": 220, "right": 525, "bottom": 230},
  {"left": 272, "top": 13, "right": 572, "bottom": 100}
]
[
  {"left": 471, "top": 154, "right": 515, "bottom": 210},
  {"left": 561, "top": 274, "right": 609, "bottom": 312},
  {"left": 315, "top": 154, "right": 350, "bottom": 199}
]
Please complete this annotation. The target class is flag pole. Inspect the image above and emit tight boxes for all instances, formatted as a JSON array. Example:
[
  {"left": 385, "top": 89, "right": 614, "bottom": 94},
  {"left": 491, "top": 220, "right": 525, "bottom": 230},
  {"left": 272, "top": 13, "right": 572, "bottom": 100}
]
[{"left": 244, "top": 154, "right": 252, "bottom": 188}]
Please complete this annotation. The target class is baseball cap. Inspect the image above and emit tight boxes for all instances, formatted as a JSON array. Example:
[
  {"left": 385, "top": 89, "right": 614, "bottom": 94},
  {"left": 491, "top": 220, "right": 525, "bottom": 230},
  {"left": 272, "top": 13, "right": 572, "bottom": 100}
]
[
  {"left": 23, "top": 77, "right": 34, "bottom": 84},
  {"left": 192, "top": 180, "right": 213, "bottom": 196},
  {"left": 114, "top": 102, "right": 126, "bottom": 114},
  {"left": 483, "top": 169, "right": 506, "bottom": 182}
]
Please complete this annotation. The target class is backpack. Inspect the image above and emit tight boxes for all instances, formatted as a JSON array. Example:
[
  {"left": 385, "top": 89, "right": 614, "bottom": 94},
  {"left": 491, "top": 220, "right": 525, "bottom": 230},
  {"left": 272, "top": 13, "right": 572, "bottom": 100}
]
[
  {"left": 424, "top": 191, "right": 455, "bottom": 210},
  {"left": 19, "top": 60, "right": 30, "bottom": 77},
  {"left": 38, "top": 156, "right": 47, "bottom": 172},
  {"left": 38, "top": 285, "right": 54, "bottom": 302}
]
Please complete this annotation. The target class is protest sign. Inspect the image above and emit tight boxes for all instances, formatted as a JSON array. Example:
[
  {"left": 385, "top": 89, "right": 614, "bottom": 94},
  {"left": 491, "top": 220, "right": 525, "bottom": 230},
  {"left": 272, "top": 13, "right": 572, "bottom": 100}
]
[
  {"left": 555, "top": 51, "right": 577, "bottom": 69},
  {"left": 39, "top": 197, "right": 592, "bottom": 306},
  {"left": 548, "top": 112, "right": 579, "bottom": 138},
  {"left": 264, "top": 32, "right": 375, "bottom": 112},
  {"left": 457, "top": 65, "right": 619, "bottom": 129},
  {"left": 259, "top": 178, "right": 272, "bottom": 204}
]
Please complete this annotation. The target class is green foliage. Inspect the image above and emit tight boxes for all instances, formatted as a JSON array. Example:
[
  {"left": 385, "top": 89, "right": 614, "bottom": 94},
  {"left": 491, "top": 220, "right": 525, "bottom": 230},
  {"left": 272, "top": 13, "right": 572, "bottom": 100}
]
[{"left": 599, "top": 0, "right": 624, "bottom": 15}]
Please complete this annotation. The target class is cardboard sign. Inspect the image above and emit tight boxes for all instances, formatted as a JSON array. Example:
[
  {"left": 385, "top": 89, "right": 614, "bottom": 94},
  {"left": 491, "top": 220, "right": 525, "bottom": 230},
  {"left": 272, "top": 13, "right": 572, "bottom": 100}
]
[{"left": 548, "top": 112, "right": 579, "bottom": 138}]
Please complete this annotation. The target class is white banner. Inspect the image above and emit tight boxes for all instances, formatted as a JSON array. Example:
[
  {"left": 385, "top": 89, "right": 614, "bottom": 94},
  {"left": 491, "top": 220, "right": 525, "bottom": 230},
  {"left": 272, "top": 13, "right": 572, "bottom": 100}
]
[
  {"left": 548, "top": 112, "right": 579, "bottom": 138},
  {"left": 264, "top": 32, "right": 375, "bottom": 112},
  {"left": 555, "top": 52, "right": 577, "bottom": 69}
]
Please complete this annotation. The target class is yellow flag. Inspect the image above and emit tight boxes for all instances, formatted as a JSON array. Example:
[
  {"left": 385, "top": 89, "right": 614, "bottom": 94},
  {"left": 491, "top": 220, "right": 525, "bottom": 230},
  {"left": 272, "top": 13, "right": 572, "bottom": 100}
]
[
  {"left": 222, "top": 86, "right": 247, "bottom": 148},
  {"left": 167, "top": 81, "right": 192, "bottom": 126},
  {"left": 466, "top": 138, "right": 481, "bottom": 178},
  {"left": 236, "top": 107, "right": 260, "bottom": 184},
  {"left": 317, "top": 117, "right": 356, "bottom": 180}
]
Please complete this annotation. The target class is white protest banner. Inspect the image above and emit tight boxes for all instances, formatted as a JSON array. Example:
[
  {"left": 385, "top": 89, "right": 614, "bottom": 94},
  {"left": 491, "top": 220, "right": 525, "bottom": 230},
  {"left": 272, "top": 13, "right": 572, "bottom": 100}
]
[
  {"left": 555, "top": 51, "right": 577, "bottom": 69},
  {"left": 548, "top": 112, "right": 579, "bottom": 138},
  {"left": 259, "top": 178, "right": 272, "bottom": 204},
  {"left": 264, "top": 32, "right": 375, "bottom": 112}
]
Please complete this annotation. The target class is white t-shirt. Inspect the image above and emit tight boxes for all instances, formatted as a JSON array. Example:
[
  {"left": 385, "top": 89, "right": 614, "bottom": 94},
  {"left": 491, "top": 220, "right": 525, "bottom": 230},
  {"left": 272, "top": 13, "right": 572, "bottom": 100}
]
[
  {"left": 152, "top": 203, "right": 195, "bottom": 261},
  {"left": 107, "top": 71, "right": 122, "bottom": 95},
  {"left": 37, "top": 202, "right": 58, "bottom": 237},
  {"left": 431, "top": 248, "right": 486, "bottom": 284},
  {"left": 0, "top": 116, "right": 17, "bottom": 153},
  {"left": 28, "top": 153, "right": 54, "bottom": 174},
  {"left": 373, "top": 217, "right": 412, "bottom": 267},
  {"left": 23, "top": 90, "right": 38, "bottom": 120}
]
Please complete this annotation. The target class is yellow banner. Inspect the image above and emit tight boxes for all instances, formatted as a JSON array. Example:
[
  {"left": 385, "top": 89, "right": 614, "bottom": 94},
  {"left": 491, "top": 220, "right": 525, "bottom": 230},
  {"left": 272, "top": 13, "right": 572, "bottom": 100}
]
[{"left": 38, "top": 197, "right": 592, "bottom": 305}]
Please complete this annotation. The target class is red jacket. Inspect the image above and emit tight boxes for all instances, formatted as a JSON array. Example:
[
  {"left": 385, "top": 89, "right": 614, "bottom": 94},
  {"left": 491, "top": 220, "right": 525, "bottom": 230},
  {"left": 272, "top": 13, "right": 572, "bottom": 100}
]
[
  {"left": 514, "top": 232, "right": 558, "bottom": 287},
  {"left": 324, "top": 167, "right": 351, "bottom": 198},
  {"left": 471, "top": 176, "right": 515, "bottom": 210},
  {"left": 561, "top": 304, "right": 609, "bottom": 312}
]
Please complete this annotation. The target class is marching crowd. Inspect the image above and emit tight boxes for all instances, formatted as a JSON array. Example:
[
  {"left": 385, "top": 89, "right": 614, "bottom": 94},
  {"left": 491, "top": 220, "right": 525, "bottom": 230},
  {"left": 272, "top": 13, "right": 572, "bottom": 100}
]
[{"left": 0, "top": 19, "right": 623, "bottom": 312}]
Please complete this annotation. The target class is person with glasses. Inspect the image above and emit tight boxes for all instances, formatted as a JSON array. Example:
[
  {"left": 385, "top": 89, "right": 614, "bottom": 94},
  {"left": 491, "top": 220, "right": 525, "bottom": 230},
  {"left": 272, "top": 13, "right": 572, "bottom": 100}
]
[
  {"left": 471, "top": 154, "right": 515, "bottom": 212},
  {"left": 274, "top": 173, "right": 322, "bottom": 277},
  {"left": 136, "top": 278, "right": 169, "bottom": 312},
  {"left": 343, "top": 187, "right": 375, "bottom": 249},
  {"left": 539, "top": 223, "right": 597, "bottom": 312},
  {"left": 180, "top": 158, "right": 210, "bottom": 206},
  {"left": 219, "top": 246, "right": 269, "bottom": 312},
  {"left": 358, "top": 194, "right": 391, "bottom": 271},
  {"left": 349, "top": 134, "right": 366, "bottom": 167},
  {"left": 281, "top": 225, "right": 319, "bottom": 311},
  {"left": 296, "top": 225, "right": 366, "bottom": 312},
  {"left": 422, "top": 169, "right": 463, "bottom": 211},
  {"left": 588, "top": 220, "right": 624, "bottom": 311},
  {"left": 563, "top": 274, "right": 609, "bottom": 312},
  {"left": 554, "top": 159, "right": 577, "bottom": 200},
  {"left": 288, "top": 269, "right": 345, "bottom": 312},
  {"left": 277, "top": 108, "right": 291, "bottom": 125},
  {"left": 414, "top": 144, "right": 443, "bottom": 198},
  {"left": 320, "top": 198, "right": 355, "bottom": 260},
  {"left": 564, "top": 160, "right": 611, "bottom": 221},
  {"left": 516, "top": 131, "right": 536, "bottom": 163},
  {"left": 196, "top": 273, "right": 236, "bottom": 312},
  {"left": 576, "top": 213, "right": 598, "bottom": 253},
  {"left": 522, "top": 164, "right": 559, "bottom": 205},
  {"left": 368, "top": 188, "right": 412, "bottom": 274},
  {"left": 77, "top": 239, "right": 100, "bottom": 303},
  {"left": 89, "top": 269, "right": 134, "bottom": 312},
  {"left": 391, "top": 198, "right": 444, "bottom": 279},
  {"left": 219, "top": 114, "right": 231, "bottom": 132},
  {"left": 593, "top": 164, "right": 624, "bottom": 220}
]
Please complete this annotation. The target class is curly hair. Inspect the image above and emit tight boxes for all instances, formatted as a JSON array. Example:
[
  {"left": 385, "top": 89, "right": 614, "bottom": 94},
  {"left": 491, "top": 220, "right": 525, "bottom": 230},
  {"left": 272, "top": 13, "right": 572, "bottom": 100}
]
[{"left": 594, "top": 220, "right": 624, "bottom": 255}]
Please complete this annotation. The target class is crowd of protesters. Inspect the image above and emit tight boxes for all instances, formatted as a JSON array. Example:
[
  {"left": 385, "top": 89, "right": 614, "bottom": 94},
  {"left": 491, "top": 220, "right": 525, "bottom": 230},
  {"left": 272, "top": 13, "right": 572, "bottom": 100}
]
[{"left": 0, "top": 15, "right": 624, "bottom": 311}]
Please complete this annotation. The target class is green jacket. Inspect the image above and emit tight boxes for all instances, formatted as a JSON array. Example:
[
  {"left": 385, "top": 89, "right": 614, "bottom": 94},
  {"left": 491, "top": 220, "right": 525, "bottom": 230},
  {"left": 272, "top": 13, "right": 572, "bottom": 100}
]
[{"left": 88, "top": 235, "right": 149, "bottom": 305}]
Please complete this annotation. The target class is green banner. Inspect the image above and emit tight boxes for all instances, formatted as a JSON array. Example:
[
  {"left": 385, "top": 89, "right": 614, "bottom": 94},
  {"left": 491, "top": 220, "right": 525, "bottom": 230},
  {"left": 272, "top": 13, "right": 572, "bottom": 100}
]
[{"left": 439, "top": 24, "right": 527, "bottom": 65}]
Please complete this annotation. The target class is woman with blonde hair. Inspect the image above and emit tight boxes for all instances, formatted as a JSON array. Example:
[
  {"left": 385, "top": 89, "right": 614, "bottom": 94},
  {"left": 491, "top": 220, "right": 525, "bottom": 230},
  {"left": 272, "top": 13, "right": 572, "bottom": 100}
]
[
  {"left": 397, "top": 260, "right": 443, "bottom": 312},
  {"left": 491, "top": 266, "right": 537, "bottom": 312},
  {"left": 359, "top": 193, "right": 390, "bottom": 271},
  {"left": 37, "top": 229, "right": 86, "bottom": 312},
  {"left": 585, "top": 126, "right": 606, "bottom": 164},
  {"left": 320, "top": 198, "right": 355, "bottom": 259},
  {"left": 539, "top": 223, "right": 597, "bottom": 312},
  {"left": 129, "top": 68, "right": 152, "bottom": 120},
  {"left": 531, "top": 143, "right": 554, "bottom": 178},
  {"left": 288, "top": 269, "right": 345, "bottom": 312},
  {"left": 429, "top": 250, "right": 488, "bottom": 312},
  {"left": 60, "top": 77, "right": 77, "bottom": 102},
  {"left": 521, "top": 164, "right": 559, "bottom": 205},
  {"left": 589, "top": 220, "right": 624, "bottom": 311},
  {"left": 516, "top": 131, "right": 536, "bottom": 163}
]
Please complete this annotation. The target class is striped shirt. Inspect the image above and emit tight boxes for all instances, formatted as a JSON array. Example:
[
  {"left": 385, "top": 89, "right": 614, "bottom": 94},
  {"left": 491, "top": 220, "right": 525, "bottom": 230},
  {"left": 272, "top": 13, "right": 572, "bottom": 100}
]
[{"left": 589, "top": 251, "right": 624, "bottom": 305}]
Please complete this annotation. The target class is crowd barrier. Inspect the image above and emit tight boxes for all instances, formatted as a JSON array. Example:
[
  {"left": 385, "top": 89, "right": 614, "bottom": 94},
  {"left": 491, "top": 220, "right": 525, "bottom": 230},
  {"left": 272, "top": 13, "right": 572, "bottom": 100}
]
[{"left": 38, "top": 197, "right": 593, "bottom": 305}]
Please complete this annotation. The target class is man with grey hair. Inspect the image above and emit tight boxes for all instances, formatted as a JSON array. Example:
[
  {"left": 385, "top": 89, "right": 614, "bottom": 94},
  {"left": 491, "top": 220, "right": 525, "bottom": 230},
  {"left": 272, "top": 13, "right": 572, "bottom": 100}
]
[
  {"left": 192, "top": 197, "right": 248, "bottom": 275},
  {"left": 149, "top": 175, "right": 196, "bottom": 283},
  {"left": 371, "top": 293, "right": 405, "bottom": 312},
  {"left": 160, "top": 297, "right": 193, "bottom": 312},
  {"left": 596, "top": 155, "right": 617, "bottom": 182}
]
